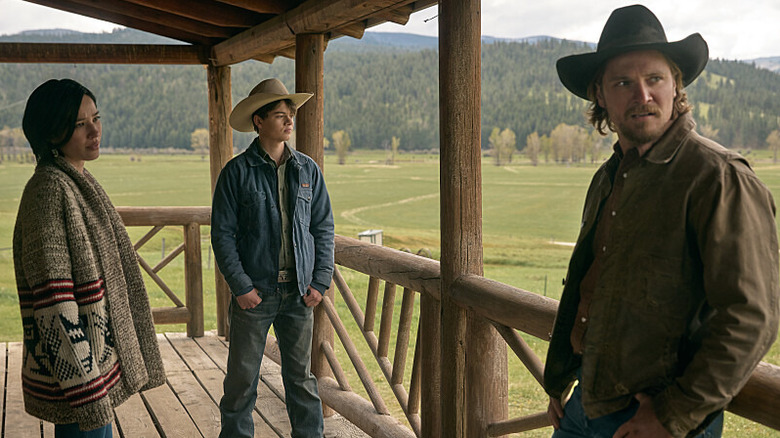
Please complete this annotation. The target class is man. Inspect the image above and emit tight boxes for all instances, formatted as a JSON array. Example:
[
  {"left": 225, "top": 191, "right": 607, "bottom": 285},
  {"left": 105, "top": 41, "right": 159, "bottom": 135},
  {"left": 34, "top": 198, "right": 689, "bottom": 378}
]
[
  {"left": 544, "top": 5, "right": 779, "bottom": 438},
  {"left": 211, "top": 78, "right": 334, "bottom": 438}
]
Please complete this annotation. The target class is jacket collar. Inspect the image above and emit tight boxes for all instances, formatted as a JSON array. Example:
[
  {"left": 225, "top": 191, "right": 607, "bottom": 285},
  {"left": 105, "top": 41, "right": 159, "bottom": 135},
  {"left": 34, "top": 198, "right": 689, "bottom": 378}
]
[
  {"left": 245, "top": 137, "right": 302, "bottom": 168},
  {"left": 639, "top": 112, "right": 696, "bottom": 164}
]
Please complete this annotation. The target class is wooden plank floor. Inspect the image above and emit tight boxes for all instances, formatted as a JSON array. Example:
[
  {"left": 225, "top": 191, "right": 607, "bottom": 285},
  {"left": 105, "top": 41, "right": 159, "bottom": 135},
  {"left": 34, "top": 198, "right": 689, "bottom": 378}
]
[{"left": 2, "top": 332, "right": 368, "bottom": 438}]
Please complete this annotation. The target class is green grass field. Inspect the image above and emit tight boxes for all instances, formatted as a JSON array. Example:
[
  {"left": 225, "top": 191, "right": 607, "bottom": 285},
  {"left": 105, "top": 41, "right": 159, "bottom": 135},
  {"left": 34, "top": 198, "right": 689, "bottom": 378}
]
[{"left": 1, "top": 150, "right": 779, "bottom": 436}]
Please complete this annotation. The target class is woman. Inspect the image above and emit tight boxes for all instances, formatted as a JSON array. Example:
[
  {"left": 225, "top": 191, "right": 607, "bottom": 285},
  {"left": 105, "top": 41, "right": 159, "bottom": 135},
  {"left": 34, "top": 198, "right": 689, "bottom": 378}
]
[{"left": 13, "top": 79, "right": 165, "bottom": 437}]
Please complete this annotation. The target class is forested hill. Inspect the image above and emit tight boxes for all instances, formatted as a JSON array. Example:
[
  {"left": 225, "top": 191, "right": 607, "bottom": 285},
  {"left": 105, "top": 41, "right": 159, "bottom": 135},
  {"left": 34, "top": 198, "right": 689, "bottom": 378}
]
[{"left": 0, "top": 28, "right": 778, "bottom": 152}]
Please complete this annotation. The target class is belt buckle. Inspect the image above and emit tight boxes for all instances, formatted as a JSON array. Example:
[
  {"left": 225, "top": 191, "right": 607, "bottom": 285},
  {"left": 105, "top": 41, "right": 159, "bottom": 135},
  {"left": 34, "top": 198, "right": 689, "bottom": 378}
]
[{"left": 278, "top": 270, "right": 292, "bottom": 283}]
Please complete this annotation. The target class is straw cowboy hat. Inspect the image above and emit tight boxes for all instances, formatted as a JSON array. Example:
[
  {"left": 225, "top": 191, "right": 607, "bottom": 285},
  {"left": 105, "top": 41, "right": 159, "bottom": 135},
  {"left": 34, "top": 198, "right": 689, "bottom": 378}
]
[
  {"left": 556, "top": 4, "right": 709, "bottom": 100},
  {"left": 229, "top": 78, "right": 313, "bottom": 132}
]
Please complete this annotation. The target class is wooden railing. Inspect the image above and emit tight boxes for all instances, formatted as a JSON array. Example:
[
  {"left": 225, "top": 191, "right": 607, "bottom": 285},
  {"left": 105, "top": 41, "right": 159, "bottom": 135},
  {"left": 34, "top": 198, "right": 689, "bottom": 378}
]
[
  {"left": 117, "top": 206, "right": 209, "bottom": 337},
  {"left": 117, "top": 207, "right": 780, "bottom": 436},
  {"left": 331, "top": 235, "right": 780, "bottom": 436}
]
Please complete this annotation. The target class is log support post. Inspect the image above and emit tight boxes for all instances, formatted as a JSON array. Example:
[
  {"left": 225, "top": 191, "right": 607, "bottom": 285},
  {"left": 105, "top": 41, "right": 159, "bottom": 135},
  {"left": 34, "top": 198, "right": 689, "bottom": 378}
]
[
  {"left": 207, "top": 64, "right": 233, "bottom": 338},
  {"left": 295, "top": 33, "right": 335, "bottom": 417},
  {"left": 439, "top": 0, "right": 508, "bottom": 436},
  {"left": 184, "top": 222, "right": 204, "bottom": 337}
]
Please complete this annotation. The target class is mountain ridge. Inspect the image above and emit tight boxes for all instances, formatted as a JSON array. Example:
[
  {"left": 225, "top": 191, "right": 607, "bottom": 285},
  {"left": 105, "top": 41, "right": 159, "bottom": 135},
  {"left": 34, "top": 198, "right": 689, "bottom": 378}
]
[
  {"left": 1, "top": 28, "right": 778, "bottom": 152},
  {"left": 3, "top": 28, "right": 777, "bottom": 73}
]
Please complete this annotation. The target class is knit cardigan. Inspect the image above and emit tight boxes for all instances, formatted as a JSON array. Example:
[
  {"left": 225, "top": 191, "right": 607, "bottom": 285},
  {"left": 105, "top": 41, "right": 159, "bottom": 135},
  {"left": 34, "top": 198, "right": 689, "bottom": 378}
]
[{"left": 13, "top": 158, "right": 165, "bottom": 430}]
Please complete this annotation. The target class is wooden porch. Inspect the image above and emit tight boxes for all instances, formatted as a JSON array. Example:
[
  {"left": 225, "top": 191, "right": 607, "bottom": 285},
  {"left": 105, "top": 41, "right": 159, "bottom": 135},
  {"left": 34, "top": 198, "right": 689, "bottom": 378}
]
[
  {"left": 0, "top": 331, "right": 367, "bottom": 438},
  {"left": 2, "top": 1, "right": 780, "bottom": 437}
]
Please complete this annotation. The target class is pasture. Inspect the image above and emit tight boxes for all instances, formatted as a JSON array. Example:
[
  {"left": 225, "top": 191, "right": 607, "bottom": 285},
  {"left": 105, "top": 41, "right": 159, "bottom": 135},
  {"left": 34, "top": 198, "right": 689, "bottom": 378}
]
[{"left": 1, "top": 150, "right": 779, "bottom": 436}]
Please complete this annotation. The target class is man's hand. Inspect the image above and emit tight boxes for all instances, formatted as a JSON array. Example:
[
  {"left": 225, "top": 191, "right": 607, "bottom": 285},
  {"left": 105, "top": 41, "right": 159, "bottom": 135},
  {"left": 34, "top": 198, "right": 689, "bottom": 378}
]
[
  {"left": 303, "top": 286, "right": 323, "bottom": 307},
  {"left": 236, "top": 288, "right": 262, "bottom": 310},
  {"left": 613, "top": 393, "right": 672, "bottom": 438},
  {"left": 548, "top": 396, "right": 564, "bottom": 430}
]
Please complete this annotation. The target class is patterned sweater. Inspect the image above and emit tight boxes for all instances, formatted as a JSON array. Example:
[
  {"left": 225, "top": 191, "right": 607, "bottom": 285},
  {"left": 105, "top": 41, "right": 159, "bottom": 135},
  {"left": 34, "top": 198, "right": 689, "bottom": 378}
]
[{"left": 13, "top": 158, "right": 165, "bottom": 430}]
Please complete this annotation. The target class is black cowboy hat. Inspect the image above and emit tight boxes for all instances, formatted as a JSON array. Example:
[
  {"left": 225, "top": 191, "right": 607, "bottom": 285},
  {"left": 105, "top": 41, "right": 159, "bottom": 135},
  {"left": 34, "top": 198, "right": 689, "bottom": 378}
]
[{"left": 556, "top": 4, "right": 709, "bottom": 100}]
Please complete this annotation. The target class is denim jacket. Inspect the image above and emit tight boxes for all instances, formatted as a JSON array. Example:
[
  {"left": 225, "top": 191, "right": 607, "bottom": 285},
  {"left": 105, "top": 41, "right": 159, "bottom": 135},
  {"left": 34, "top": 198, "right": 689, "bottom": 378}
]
[
  {"left": 544, "top": 113, "right": 779, "bottom": 437},
  {"left": 211, "top": 139, "right": 335, "bottom": 297}
]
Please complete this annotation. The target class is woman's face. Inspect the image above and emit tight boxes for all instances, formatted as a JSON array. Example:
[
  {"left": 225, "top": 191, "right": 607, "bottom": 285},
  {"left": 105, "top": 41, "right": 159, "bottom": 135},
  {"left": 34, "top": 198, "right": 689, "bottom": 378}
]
[{"left": 59, "top": 94, "right": 101, "bottom": 173}]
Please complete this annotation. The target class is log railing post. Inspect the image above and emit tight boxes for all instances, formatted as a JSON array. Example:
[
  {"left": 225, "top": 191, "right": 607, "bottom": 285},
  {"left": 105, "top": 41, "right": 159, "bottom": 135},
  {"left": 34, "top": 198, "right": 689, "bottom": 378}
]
[
  {"left": 439, "top": 0, "right": 508, "bottom": 436},
  {"left": 184, "top": 222, "right": 204, "bottom": 337},
  {"left": 420, "top": 291, "right": 441, "bottom": 437},
  {"left": 295, "top": 32, "right": 335, "bottom": 416},
  {"left": 207, "top": 64, "right": 233, "bottom": 337}
]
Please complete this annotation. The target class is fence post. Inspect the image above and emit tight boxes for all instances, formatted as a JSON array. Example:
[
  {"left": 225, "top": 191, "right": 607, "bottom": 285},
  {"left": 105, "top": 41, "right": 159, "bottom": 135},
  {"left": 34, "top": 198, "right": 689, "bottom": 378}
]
[{"left": 184, "top": 222, "right": 204, "bottom": 337}]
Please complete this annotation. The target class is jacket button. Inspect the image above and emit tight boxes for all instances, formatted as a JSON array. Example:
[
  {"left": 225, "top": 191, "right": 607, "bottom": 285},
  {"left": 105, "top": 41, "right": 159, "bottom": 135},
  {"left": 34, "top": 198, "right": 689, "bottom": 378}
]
[{"left": 615, "top": 383, "right": 629, "bottom": 394}]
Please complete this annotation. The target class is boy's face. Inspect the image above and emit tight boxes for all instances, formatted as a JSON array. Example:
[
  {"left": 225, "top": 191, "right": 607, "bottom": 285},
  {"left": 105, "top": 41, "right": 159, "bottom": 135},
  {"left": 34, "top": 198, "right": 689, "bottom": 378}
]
[{"left": 253, "top": 101, "right": 294, "bottom": 144}]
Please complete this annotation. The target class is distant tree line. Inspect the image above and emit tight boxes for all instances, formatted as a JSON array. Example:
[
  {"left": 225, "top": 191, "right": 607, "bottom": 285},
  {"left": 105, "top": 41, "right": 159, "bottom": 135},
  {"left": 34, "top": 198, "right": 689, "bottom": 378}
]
[{"left": 1, "top": 29, "right": 779, "bottom": 158}]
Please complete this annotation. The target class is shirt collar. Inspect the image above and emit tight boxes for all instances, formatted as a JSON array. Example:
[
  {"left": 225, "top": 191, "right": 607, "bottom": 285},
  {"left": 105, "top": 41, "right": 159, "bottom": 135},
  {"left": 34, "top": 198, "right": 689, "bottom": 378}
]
[
  {"left": 247, "top": 138, "right": 297, "bottom": 167},
  {"left": 639, "top": 112, "right": 696, "bottom": 164},
  {"left": 257, "top": 141, "right": 292, "bottom": 165}
]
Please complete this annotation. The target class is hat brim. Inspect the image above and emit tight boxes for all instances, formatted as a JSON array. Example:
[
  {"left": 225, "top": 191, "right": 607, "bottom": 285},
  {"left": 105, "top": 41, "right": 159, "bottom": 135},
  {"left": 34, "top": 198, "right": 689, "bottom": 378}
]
[
  {"left": 557, "top": 33, "right": 709, "bottom": 100},
  {"left": 229, "top": 92, "right": 313, "bottom": 132}
]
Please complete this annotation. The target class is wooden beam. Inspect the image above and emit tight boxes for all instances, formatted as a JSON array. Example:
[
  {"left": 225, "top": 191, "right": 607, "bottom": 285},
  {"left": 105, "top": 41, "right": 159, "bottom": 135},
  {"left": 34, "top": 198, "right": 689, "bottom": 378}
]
[
  {"left": 296, "top": 33, "right": 333, "bottom": 416},
  {"left": 206, "top": 65, "right": 233, "bottom": 337},
  {"left": 211, "top": 0, "right": 414, "bottom": 66},
  {"left": 295, "top": 34, "right": 325, "bottom": 167},
  {"left": 70, "top": 0, "right": 237, "bottom": 37},
  {"left": 213, "top": 0, "right": 289, "bottom": 14},
  {"left": 252, "top": 54, "right": 278, "bottom": 64},
  {"left": 372, "top": 4, "right": 414, "bottom": 25},
  {"left": 122, "top": 0, "right": 266, "bottom": 28},
  {"left": 318, "top": 377, "right": 416, "bottom": 438},
  {"left": 730, "top": 361, "right": 780, "bottom": 430},
  {"left": 116, "top": 206, "right": 211, "bottom": 226},
  {"left": 333, "top": 22, "right": 367, "bottom": 40},
  {"left": 334, "top": 235, "right": 441, "bottom": 299},
  {"left": 364, "top": 0, "right": 438, "bottom": 30},
  {"left": 23, "top": 0, "right": 218, "bottom": 45},
  {"left": 420, "top": 289, "right": 441, "bottom": 438},
  {"left": 439, "top": 0, "right": 508, "bottom": 437},
  {"left": 453, "top": 275, "right": 558, "bottom": 341},
  {"left": 152, "top": 307, "right": 191, "bottom": 324},
  {"left": 275, "top": 46, "right": 297, "bottom": 59},
  {"left": 0, "top": 43, "right": 209, "bottom": 64}
]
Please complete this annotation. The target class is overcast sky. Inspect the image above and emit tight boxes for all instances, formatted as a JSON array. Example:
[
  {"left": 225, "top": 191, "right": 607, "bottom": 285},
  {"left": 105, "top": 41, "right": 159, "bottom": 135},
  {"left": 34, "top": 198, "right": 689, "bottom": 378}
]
[{"left": 1, "top": 0, "right": 778, "bottom": 60}]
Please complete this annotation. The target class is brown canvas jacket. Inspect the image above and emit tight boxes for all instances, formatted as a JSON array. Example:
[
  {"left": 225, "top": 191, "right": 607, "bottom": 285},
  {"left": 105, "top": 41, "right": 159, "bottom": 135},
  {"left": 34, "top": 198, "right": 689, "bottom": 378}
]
[{"left": 543, "top": 112, "right": 780, "bottom": 437}]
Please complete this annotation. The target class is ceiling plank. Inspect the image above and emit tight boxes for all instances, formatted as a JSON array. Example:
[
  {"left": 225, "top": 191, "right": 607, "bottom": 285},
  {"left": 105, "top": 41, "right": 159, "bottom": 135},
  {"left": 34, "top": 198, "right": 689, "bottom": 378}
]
[
  {"left": 0, "top": 43, "right": 209, "bottom": 64},
  {"left": 25, "top": 0, "right": 235, "bottom": 39},
  {"left": 213, "top": 0, "right": 292, "bottom": 15},
  {"left": 23, "top": 0, "right": 219, "bottom": 45},
  {"left": 121, "top": 0, "right": 266, "bottom": 28},
  {"left": 212, "top": 0, "right": 414, "bottom": 66}
]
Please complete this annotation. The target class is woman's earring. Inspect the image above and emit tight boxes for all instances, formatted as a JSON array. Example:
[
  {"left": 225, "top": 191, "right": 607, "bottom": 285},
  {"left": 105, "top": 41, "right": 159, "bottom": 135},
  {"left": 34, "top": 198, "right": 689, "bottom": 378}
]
[{"left": 52, "top": 149, "right": 59, "bottom": 158}]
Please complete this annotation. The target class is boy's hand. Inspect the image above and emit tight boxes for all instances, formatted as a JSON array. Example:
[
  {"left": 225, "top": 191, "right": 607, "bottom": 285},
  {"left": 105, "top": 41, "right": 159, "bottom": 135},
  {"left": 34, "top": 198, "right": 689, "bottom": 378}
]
[
  {"left": 236, "top": 288, "right": 262, "bottom": 309},
  {"left": 304, "top": 286, "right": 323, "bottom": 307}
]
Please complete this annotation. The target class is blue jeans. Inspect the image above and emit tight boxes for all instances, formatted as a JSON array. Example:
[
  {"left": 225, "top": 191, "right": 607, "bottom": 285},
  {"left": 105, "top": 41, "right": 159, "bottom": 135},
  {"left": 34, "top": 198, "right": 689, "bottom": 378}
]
[
  {"left": 552, "top": 383, "right": 723, "bottom": 438},
  {"left": 219, "top": 284, "right": 323, "bottom": 438},
  {"left": 54, "top": 423, "right": 112, "bottom": 438}
]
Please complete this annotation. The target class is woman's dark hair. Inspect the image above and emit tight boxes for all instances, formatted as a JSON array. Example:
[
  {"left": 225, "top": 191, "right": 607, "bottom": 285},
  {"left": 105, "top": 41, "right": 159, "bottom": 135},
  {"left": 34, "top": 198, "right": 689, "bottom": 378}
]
[{"left": 22, "top": 79, "right": 97, "bottom": 162}]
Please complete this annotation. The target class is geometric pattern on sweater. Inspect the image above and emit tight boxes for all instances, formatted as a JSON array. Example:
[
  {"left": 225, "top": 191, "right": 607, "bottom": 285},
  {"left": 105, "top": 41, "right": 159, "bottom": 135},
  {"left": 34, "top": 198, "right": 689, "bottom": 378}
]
[
  {"left": 22, "top": 361, "right": 122, "bottom": 407},
  {"left": 18, "top": 277, "right": 120, "bottom": 407}
]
